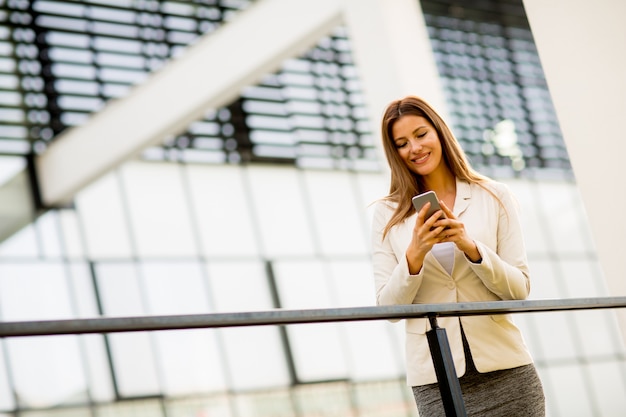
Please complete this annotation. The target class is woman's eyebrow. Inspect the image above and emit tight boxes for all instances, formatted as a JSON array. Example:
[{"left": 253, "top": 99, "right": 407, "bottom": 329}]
[
  {"left": 393, "top": 125, "right": 428, "bottom": 142},
  {"left": 411, "top": 126, "right": 427, "bottom": 136}
]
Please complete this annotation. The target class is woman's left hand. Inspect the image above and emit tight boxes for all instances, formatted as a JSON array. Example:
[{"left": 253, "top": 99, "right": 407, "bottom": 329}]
[{"left": 434, "top": 200, "right": 482, "bottom": 262}]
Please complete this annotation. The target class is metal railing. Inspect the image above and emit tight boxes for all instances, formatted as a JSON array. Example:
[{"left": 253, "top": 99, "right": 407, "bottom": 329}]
[{"left": 2, "top": 296, "right": 626, "bottom": 417}]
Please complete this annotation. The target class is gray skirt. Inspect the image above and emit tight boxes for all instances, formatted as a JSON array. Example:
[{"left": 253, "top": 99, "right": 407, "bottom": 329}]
[{"left": 412, "top": 331, "right": 545, "bottom": 416}]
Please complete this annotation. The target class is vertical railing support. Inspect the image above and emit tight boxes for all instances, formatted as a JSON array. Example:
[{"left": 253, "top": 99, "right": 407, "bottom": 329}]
[{"left": 426, "top": 316, "right": 467, "bottom": 417}]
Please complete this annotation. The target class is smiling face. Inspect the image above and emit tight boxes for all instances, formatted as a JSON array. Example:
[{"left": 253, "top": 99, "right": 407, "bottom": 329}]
[{"left": 391, "top": 114, "right": 446, "bottom": 179}]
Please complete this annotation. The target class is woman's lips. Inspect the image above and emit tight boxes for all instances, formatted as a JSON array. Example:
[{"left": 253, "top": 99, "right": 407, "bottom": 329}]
[{"left": 413, "top": 153, "right": 430, "bottom": 164}]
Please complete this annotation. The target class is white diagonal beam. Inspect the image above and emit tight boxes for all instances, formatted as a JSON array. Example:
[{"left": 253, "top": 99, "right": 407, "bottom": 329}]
[
  {"left": 523, "top": 0, "right": 626, "bottom": 345},
  {"left": 36, "top": 0, "right": 343, "bottom": 206},
  {"left": 0, "top": 169, "right": 35, "bottom": 241}
]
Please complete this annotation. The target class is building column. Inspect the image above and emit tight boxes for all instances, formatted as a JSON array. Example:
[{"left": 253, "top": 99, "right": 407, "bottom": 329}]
[
  {"left": 343, "top": 0, "right": 449, "bottom": 168},
  {"left": 523, "top": 0, "right": 626, "bottom": 345}
]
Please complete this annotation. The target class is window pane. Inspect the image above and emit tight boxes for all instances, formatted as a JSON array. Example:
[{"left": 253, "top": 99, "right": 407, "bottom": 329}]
[
  {"left": 36, "top": 211, "right": 63, "bottom": 258},
  {"left": 76, "top": 172, "right": 133, "bottom": 259},
  {"left": 0, "top": 223, "right": 39, "bottom": 258},
  {"left": 82, "top": 334, "right": 116, "bottom": 402},
  {"left": 587, "top": 362, "right": 626, "bottom": 417},
  {"left": 302, "top": 170, "right": 368, "bottom": 256},
  {"left": 558, "top": 258, "right": 604, "bottom": 298},
  {"left": 246, "top": 166, "right": 315, "bottom": 256},
  {"left": 544, "top": 365, "right": 593, "bottom": 417},
  {"left": 185, "top": 164, "right": 259, "bottom": 257},
  {"left": 273, "top": 260, "right": 348, "bottom": 381},
  {"left": 121, "top": 162, "right": 196, "bottom": 257},
  {"left": 504, "top": 179, "right": 549, "bottom": 256},
  {"left": 107, "top": 333, "right": 161, "bottom": 397},
  {"left": 95, "top": 262, "right": 160, "bottom": 397},
  {"left": 140, "top": 261, "right": 227, "bottom": 394},
  {"left": 354, "top": 171, "right": 389, "bottom": 255},
  {"left": 327, "top": 260, "right": 404, "bottom": 379},
  {"left": 572, "top": 310, "right": 622, "bottom": 357},
  {"left": 207, "top": 261, "right": 273, "bottom": 312},
  {"left": 96, "top": 262, "right": 146, "bottom": 317},
  {"left": 0, "top": 263, "right": 74, "bottom": 320},
  {"left": 528, "top": 258, "right": 562, "bottom": 300},
  {"left": 558, "top": 259, "right": 622, "bottom": 356},
  {"left": 0, "top": 263, "right": 88, "bottom": 407},
  {"left": 207, "top": 261, "right": 290, "bottom": 390},
  {"left": 536, "top": 181, "right": 594, "bottom": 254},
  {"left": 525, "top": 260, "right": 577, "bottom": 362},
  {"left": 59, "top": 209, "right": 86, "bottom": 259},
  {"left": 535, "top": 311, "right": 578, "bottom": 362},
  {"left": 7, "top": 336, "right": 88, "bottom": 408},
  {"left": 67, "top": 262, "right": 99, "bottom": 317},
  {"left": 0, "top": 343, "right": 14, "bottom": 410},
  {"left": 67, "top": 262, "right": 114, "bottom": 401}
]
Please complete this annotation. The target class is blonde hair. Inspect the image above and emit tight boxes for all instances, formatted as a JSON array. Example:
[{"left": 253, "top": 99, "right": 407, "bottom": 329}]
[{"left": 380, "top": 96, "right": 498, "bottom": 238}]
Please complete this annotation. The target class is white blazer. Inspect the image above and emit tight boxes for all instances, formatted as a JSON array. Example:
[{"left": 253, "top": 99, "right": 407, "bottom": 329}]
[{"left": 371, "top": 179, "right": 534, "bottom": 386}]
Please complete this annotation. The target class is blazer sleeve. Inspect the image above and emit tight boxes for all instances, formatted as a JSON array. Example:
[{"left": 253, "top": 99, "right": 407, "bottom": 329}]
[
  {"left": 468, "top": 183, "right": 531, "bottom": 300},
  {"left": 371, "top": 201, "right": 425, "bottom": 312}
]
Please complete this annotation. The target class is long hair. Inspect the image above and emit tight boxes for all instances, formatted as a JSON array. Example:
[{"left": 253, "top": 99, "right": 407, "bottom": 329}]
[{"left": 380, "top": 96, "right": 494, "bottom": 238}]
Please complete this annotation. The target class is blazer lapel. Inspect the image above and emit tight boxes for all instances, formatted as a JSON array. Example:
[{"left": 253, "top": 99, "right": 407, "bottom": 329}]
[{"left": 454, "top": 179, "right": 472, "bottom": 217}]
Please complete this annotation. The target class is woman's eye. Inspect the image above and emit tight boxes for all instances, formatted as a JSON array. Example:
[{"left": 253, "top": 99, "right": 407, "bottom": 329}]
[
  {"left": 417, "top": 132, "right": 427, "bottom": 138},
  {"left": 395, "top": 142, "right": 407, "bottom": 149}
]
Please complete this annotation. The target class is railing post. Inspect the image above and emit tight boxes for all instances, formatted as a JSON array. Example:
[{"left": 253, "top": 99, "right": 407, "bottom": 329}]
[{"left": 426, "top": 316, "right": 467, "bottom": 417}]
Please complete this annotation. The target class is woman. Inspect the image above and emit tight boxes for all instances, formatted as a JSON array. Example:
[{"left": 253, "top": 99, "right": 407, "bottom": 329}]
[{"left": 371, "top": 96, "right": 545, "bottom": 416}]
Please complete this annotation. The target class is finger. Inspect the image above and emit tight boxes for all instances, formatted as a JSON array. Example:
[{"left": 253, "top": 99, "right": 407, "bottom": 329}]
[
  {"left": 417, "top": 201, "right": 431, "bottom": 221},
  {"left": 413, "top": 202, "right": 431, "bottom": 234},
  {"left": 433, "top": 216, "right": 452, "bottom": 231},
  {"left": 439, "top": 200, "right": 456, "bottom": 219},
  {"left": 425, "top": 210, "right": 445, "bottom": 231},
  {"left": 437, "top": 226, "right": 455, "bottom": 239}
]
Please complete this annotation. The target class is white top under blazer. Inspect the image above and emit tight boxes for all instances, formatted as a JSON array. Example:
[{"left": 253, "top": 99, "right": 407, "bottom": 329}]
[{"left": 371, "top": 179, "right": 534, "bottom": 386}]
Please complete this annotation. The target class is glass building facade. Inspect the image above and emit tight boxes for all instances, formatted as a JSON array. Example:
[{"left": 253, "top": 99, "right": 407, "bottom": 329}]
[{"left": 0, "top": 1, "right": 625, "bottom": 416}]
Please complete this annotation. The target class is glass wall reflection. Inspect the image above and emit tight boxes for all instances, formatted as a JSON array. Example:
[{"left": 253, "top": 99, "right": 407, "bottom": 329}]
[{"left": 1, "top": 161, "right": 625, "bottom": 416}]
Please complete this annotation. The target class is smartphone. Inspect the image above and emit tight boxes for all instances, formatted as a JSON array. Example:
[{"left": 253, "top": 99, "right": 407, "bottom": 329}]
[{"left": 412, "top": 191, "right": 446, "bottom": 222}]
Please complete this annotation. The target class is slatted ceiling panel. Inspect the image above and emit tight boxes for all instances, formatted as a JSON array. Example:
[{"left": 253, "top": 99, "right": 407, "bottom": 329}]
[
  {"left": 421, "top": 0, "right": 572, "bottom": 177},
  {"left": 221, "top": 26, "right": 376, "bottom": 170},
  {"left": 0, "top": 0, "right": 249, "bottom": 157},
  {"left": 1, "top": 0, "right": 571, "bottom": 176},
  {"left": 141, "top": 26, "right": 377, "bottom": 169},
  {"left": 0, "top": 1, "right": 378, "bottom": 170}
]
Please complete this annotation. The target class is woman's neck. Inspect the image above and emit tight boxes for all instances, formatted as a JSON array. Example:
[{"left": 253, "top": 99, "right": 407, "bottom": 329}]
[
  {"left": 423, "top": 169, "right": 456, "bottom": 196},
  {"left": 423, "top": 169, "right": 456, "bottom": 207}
]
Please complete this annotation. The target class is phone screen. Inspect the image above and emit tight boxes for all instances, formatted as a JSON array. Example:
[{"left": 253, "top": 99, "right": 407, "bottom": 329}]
[{"left": 412, "top": 191, "right": 445, "bottom": 220}]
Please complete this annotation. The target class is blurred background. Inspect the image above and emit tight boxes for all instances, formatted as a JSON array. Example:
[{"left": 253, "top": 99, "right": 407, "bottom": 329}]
[{"left": 0, "top": 0, "right": 625, "bottom": 416}]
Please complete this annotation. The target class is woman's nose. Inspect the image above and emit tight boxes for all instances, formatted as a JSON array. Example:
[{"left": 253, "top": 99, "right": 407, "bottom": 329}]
[{"left": 408, "top": 139, "right": 421, "bottom": 153}]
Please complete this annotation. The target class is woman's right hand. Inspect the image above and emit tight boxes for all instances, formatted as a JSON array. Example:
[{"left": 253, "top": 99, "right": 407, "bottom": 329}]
[{"left": 405, "top": 202, "right": 446, "bottom": 274}]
